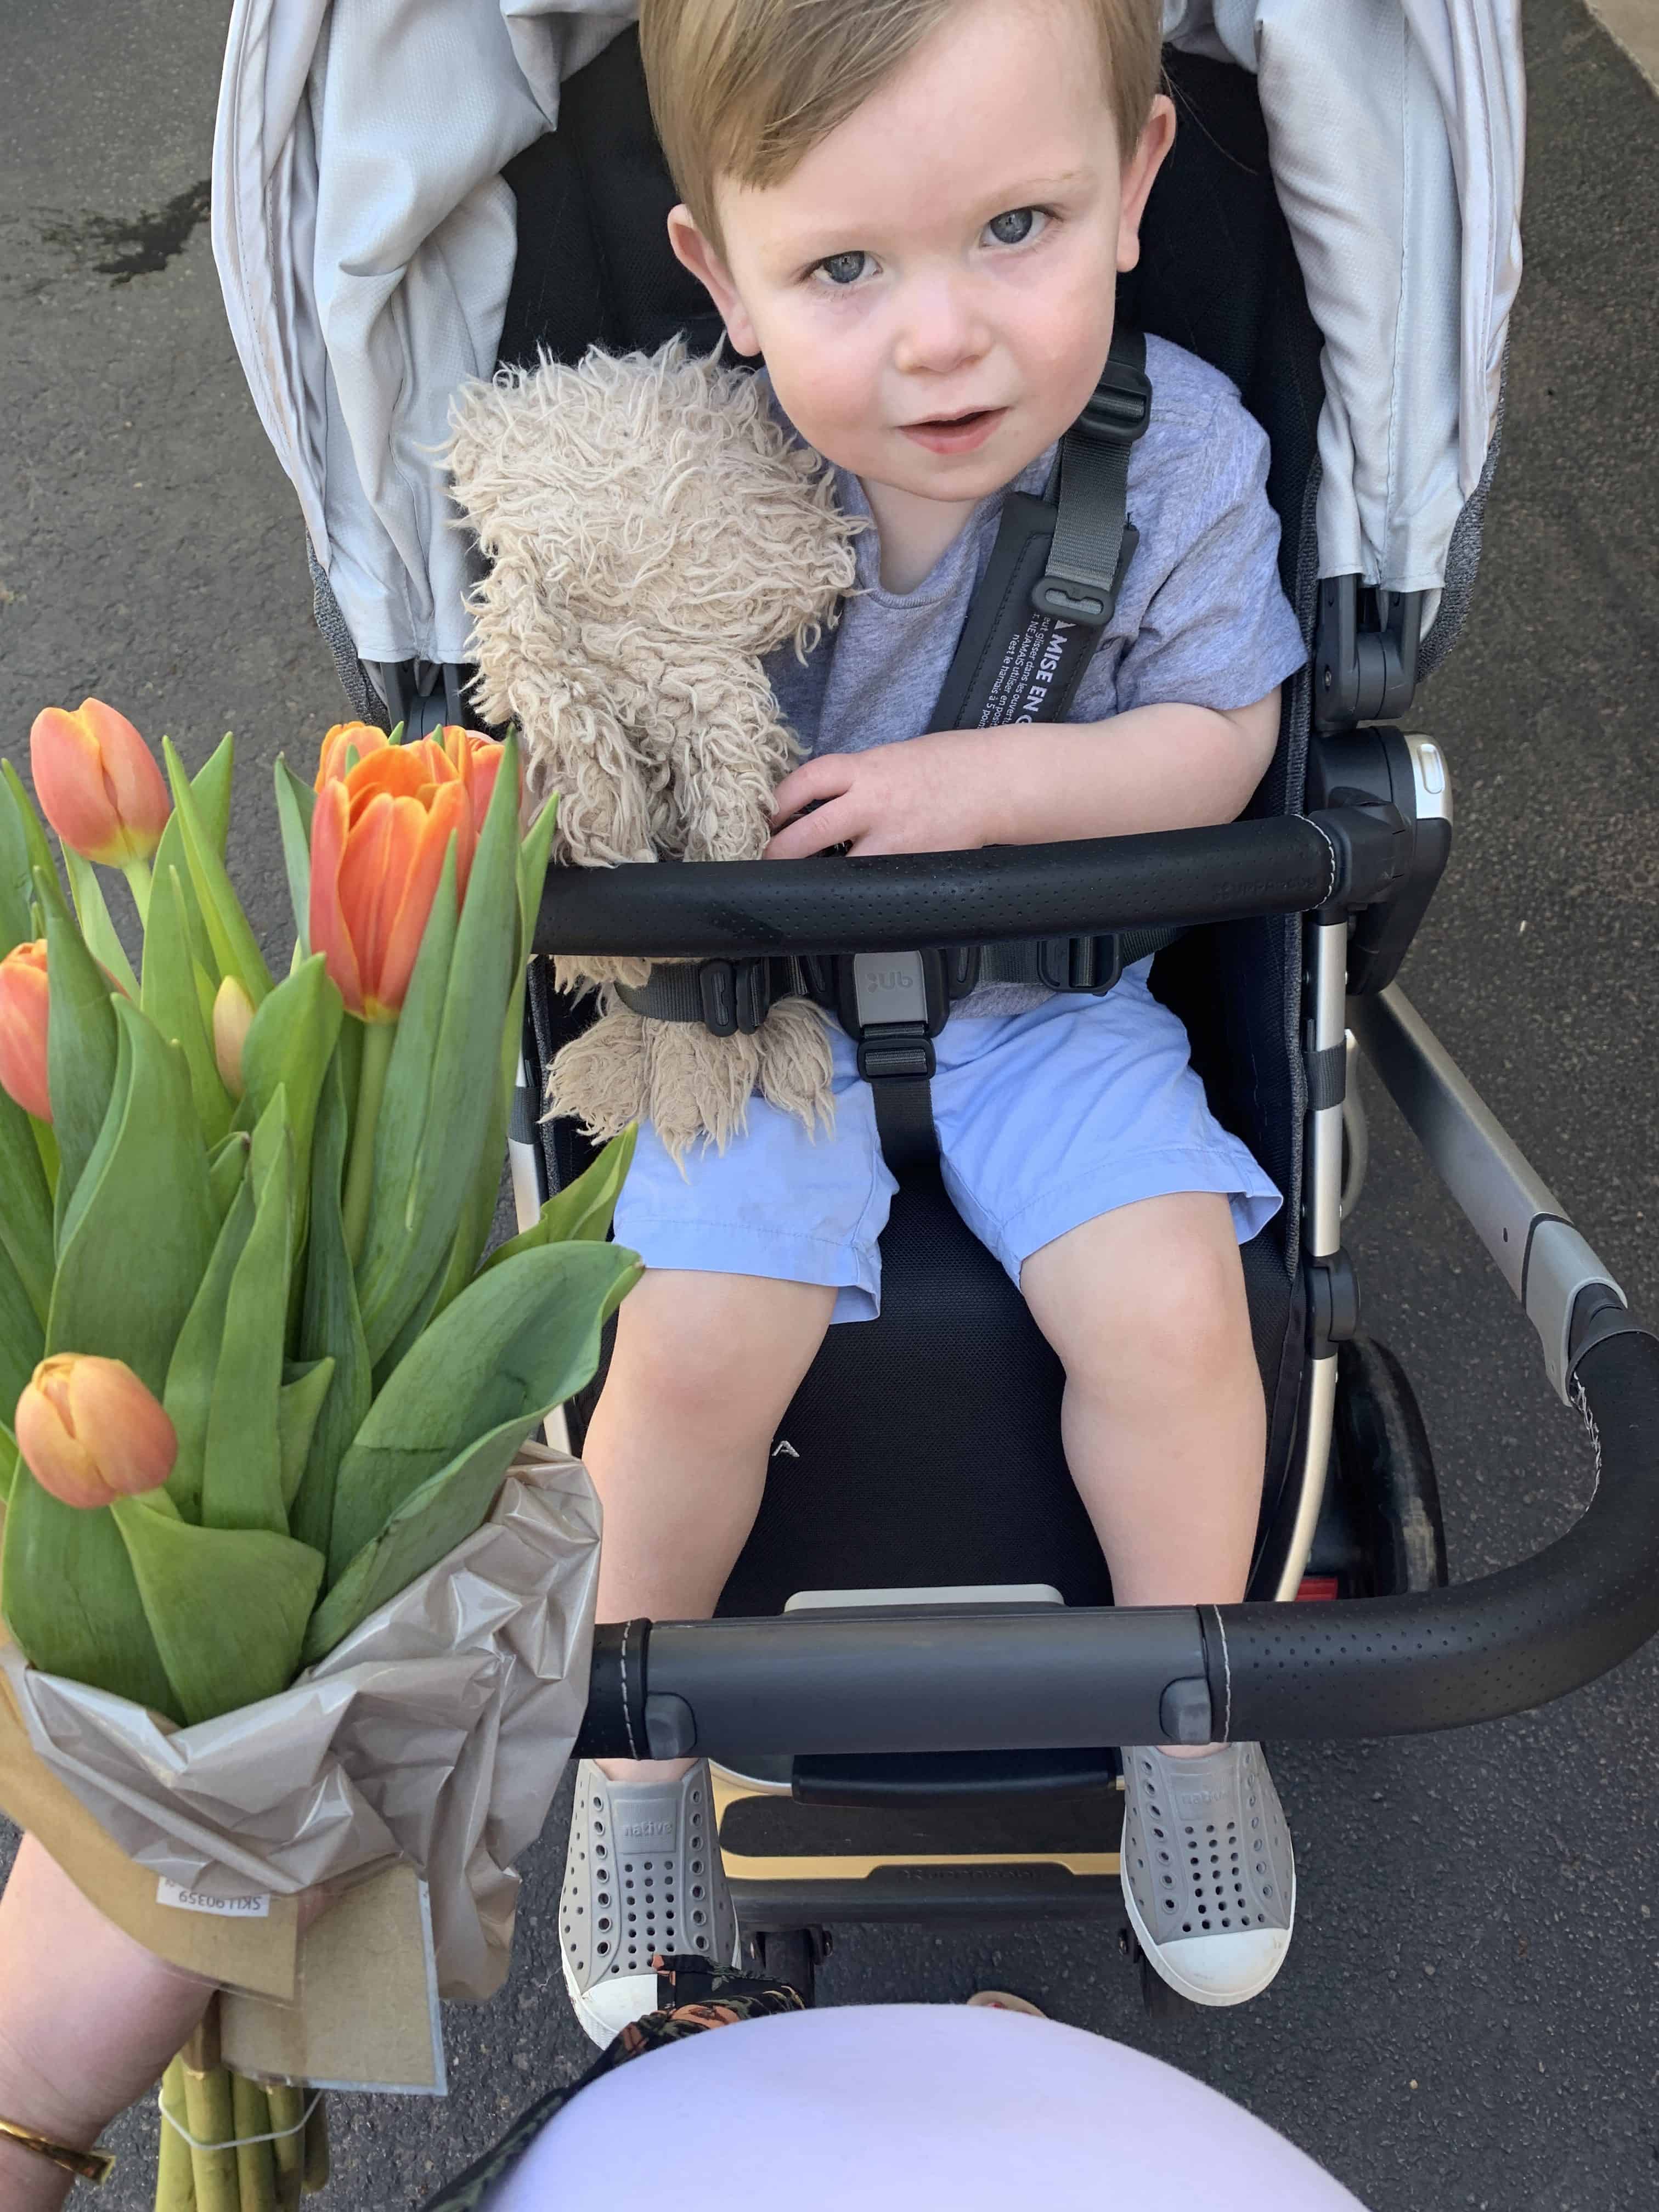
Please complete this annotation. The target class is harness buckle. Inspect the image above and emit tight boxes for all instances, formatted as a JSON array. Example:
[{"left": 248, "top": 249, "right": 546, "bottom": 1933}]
[
  {"left": 1076, "top": 357, "right": 1152, "bottom": 447},
  {"left": 856, "top": 1026, "right": 937, "bottom": 1084},
  {"left": 1037, "top": 934, "right": 1122, "bottom": 995},
  {"left": 697, "top": 957, "right": 774, "bottom": 1037},
  {"left": 835, "top": 950, "right": 952, "bottom": 1042}
]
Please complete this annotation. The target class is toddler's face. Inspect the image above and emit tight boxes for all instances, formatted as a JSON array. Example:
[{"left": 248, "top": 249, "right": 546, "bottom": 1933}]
[{"left": 670, "top": 0, "right": 1173, "bottom": 505}]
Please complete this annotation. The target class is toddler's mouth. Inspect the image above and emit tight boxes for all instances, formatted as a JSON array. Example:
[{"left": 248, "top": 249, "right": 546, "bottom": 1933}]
[{"left": 899, "top": 406, "right": 1008, "bottom": 456}]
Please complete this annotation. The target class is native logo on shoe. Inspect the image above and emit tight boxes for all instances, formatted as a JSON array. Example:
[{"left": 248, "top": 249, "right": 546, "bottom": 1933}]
[{"left": 621, "top": 1818, "right": 676, "bottom": 1841}]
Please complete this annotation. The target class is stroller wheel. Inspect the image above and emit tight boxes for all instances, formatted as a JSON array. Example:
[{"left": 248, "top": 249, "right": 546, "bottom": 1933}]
[
  {"left": 1331, "top": 1334, "right": 1448, "bottom": 1598},
  {"left": 748, "top": 1926, "right": 824, "bottom": 2005}
]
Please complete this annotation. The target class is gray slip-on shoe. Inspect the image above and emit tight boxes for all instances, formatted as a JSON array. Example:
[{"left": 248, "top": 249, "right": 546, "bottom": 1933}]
[
  {"left": 1120, "top": 1741, "right": 1295, "bottom": 2006},
  {"left": 560, "top": 1758, "right": 741, "bottom": 2045}
]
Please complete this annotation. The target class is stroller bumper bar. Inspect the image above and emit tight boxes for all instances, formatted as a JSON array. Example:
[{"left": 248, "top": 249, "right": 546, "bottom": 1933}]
[
  {"left": 533, "top": 805, "right": 1407, "bottom": 962},
  {"left": 578, "top": 1319, "right": 1659, "bottom": 1760}
]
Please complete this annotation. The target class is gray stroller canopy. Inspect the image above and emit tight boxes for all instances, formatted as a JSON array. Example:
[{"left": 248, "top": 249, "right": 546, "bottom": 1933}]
[{"left": 212, "top": 0, "right": 1522, "bottom": 674}]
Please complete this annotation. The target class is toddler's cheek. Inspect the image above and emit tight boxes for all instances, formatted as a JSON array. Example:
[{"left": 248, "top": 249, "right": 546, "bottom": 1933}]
[{"left": 764, "top": 348, "right": 878, "bottom": 472}]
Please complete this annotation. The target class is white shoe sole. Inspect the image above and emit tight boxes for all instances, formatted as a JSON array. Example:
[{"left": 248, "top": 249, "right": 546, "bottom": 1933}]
[{"left": 1122, "top": 1858, "right": 1296, "bottom": 2008}]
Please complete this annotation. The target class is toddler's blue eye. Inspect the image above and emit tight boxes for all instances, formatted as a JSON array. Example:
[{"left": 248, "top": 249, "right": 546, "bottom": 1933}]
[
  {"left": 819, "top": 251, "right": 868, "bottom": 286},
  {"left": 987, "top": 207, "right": 1037, "bottom": 245}
]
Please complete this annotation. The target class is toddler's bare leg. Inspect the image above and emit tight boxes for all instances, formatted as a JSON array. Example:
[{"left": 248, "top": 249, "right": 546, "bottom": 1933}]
[
  {"left": 1020, "top": 1192, "right": 1264, "bottom": 1745},
  {"left": 582, "top": 1267, "right": 835, "bottom": 1782}
]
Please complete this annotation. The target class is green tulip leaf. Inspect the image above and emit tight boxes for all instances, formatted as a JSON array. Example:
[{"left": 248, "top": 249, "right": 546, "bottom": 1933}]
[
  {"left": 0, "top": 761, "right": 60, "bottom": 949},
  {"left": 1, "top": 1421, "right": 15, "bottom": 1511},
  {"left": 48, "top": 998, "right": 217, "bottom": 1397},
  {"left": 208, "top": 1128, "right": 250, "bottom": 1220},
  {"left": 354, "top": 737, "right": 523, "bottom": 1364},
  {"left": 432, "top": 1059, "right": 515, "bottom": 1327},
  {"left": 163, "top": 1172, "right": 256, "bottom": 1521},
  {"left": 349, "top": 842, "right": 459, "bottom": 1288},
  {"left": 142, "top": 864, "right": 234, "bottom": 1147},
  {"left": 0, "top": 1086, "right": 54, "bottom": 1329},
  {"left": 279, "top": 1359, "right": 336, "bottom": 1513},
  {"left": 421, "top": 789, "right": 557, "bottom": 1316},
  {"left": 327, "top": 1238, "right": 637, "bottom": 1583},
  {"left": 0, "top": 1238, "right": 44, "bottom": 1429},
  {"left": 61, "top": 847, "right": 140, "bottom": 1001},
  {"left": 274, "top": 759, "right": 317, "bottom": 953},
  {"left": 38, "top": 866, "right": 121, "bottom": 1247},
  {"left": 516, "top": 794, "right": 558, "bottom": 969},
  {"left": 290, "top": 1049, "right": 371, "bottom": 1558},
  {"left": 369, "top": 1243, "right": 455, "bottom": 1396},
  {"left": 111, "top": 1496, "right": 324, "bottom": 1726},
  {"left": 161, "top": 736, "right": 272, "bottom": 1007},
  {"left": 144, "top": 735, "right": 234, "bottom": 995},
  {"left": 236, "top": 953, "right": 342, "bottom": 1252},
  {"left": 3, "top": 1471, "right": 180, "bottom": 1722},
  {"left": 200, "top": 1099, "right": 292, "bottom": 1537},
  {"left": 302, "top": 1411, "right": 540, "bottom": 1664},
  {"left": 484, "top": 1124, "right": 637, "bottom": 1277}
]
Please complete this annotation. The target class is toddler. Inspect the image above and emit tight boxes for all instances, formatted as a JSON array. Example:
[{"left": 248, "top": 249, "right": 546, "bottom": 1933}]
[{"left": 561, "top": 0, "right": 1305, "bottom": 2036}]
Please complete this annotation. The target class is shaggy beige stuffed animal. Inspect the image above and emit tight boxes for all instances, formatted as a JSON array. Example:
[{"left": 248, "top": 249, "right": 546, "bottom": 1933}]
[{"left": 446, "top": 340, "right": 864, "bottom": 1159}]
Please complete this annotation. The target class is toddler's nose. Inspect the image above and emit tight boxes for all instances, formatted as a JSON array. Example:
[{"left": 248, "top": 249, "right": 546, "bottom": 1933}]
[{"left": 891, "top": 274, "right": 992, "bottom": 380}]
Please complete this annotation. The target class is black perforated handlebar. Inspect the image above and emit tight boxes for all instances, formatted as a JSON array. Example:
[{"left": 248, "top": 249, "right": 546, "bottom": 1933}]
[
  {"left": 534, "top": 806, "right": 1406, "bottom": 960},
  {"left": 576, "top": 1328, "right": 1659, "bottom": 1760}
]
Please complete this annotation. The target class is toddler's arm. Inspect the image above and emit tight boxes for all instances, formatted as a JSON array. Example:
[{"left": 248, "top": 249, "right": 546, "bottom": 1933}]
[{"left": 765, "top": 690, "right": 1279, "bottom": 859}]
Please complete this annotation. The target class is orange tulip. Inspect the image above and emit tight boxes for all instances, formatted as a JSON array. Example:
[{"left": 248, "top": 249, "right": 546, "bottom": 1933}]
[
  {"left": 0, "top": 939, "right": 51, "bottom": 1122},
  {"left": 314, "top": 721, "right": 392, "bottom": 790},
  {"left": 309, "top": 742, "right": 474, "bottom": 1022},
  {"left": 14, "top": 1353, "right": 178, "bottom": 1510},
  {"left": 29, "top": 699, "right": 171, "bottom": 866}
]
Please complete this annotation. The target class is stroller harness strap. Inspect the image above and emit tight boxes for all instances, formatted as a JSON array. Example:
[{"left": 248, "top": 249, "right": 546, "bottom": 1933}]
[
  {"left": 618, "top": 331, "right": 1157, "bottom": 1173},
  {"left": 928, "top": 326, "right": 1149, "bottom": 734}
]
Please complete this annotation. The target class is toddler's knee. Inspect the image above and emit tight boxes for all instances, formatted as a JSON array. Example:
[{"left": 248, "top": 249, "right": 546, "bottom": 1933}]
[{"left": 1072, "top": 1238, "right": 1251, "bottom": 1397}]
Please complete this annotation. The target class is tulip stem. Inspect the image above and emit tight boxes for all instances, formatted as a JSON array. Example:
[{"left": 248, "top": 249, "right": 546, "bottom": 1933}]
[
  {"left": 342, "top": 1019, "right": 394, "bottom": 1266},
  {"left": 122, "top": 855, "right": 154, "bottom": 929}
]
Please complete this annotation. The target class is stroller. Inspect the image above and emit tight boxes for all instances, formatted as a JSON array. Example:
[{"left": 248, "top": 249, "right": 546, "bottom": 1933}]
[{"left": 213, "top": 2, "right": 1659, "bottom": 2012}]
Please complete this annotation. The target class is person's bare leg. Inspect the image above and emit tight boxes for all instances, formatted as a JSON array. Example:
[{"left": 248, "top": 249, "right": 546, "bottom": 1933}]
[
  {"left": 582, "top": 1266, "right": 835, "bottom": 1782},
  {"left": 1020, "top": 1192, "right": 1264, "bottom": 1751}
]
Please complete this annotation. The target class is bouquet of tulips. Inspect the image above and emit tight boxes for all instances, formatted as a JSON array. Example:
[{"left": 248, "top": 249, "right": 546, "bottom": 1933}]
[{"left": 0, "top": 701, "right": 635, "bottom": 2209}]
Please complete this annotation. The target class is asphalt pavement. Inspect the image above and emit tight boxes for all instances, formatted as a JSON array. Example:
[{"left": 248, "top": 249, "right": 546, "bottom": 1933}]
[{"left": 2, "top": 1, "right": 1657, "bottom": 2205}]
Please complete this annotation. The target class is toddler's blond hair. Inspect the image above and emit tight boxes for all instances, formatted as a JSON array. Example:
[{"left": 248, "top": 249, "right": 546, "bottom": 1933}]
[{"left": 640, "top": 0, "right": 1164, "bottom": 252}]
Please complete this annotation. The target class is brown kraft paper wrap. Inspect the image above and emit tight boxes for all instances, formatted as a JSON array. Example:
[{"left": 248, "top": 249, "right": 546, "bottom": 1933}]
[{"left": 0, "top": 1446, "right": 601, "bottom": 2079}]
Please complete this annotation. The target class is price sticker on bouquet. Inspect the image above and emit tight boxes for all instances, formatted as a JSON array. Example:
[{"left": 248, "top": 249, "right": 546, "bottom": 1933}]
[{"left": 156, "top": 1878, "right": 272, "bottom": 1920}]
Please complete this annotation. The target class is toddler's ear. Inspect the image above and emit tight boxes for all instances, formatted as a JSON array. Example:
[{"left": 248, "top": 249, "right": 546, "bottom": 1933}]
[
  {"left": 667, "top": 206, "right": 761, "bottom": 356},
  {"left": 1116, "top": 93, "right": 1177, "bottom": 275}
]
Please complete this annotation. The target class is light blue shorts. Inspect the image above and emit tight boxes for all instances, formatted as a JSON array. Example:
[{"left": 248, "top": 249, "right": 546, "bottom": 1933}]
[{"left": 613, "top": 963, "right": 1282, "bottom": 1323}]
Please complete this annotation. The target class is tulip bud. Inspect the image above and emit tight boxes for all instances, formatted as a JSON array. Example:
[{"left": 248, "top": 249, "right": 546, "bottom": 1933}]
[
  {"left": 212, "top": 974, "right": 256, "bottom": 1098},
  {"left": 314, "top": 721, "right": 391, "bottom": 791},
  {"left": 29, "top": 699, "right": 171, "bottom": 867},
  {"left": 14, "top": 1353, "right": 178, "bottom": 1510},
  {"left": 0, "top": 939, "right": 51, "bottom": 1122}
]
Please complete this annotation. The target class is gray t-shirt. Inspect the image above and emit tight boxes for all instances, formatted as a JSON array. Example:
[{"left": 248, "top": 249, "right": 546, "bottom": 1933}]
[{"left": 760, "top": 334, "right": 1307, "bottom": 1013}]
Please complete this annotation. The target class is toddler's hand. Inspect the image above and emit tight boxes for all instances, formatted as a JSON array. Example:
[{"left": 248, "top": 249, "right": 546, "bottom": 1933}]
[{"left": 766, "top": 730, "right": 1007, "bottom": 858}]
